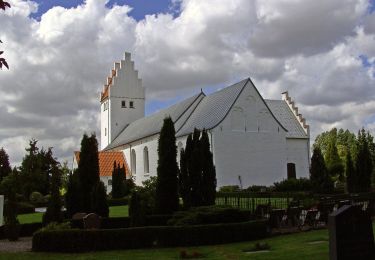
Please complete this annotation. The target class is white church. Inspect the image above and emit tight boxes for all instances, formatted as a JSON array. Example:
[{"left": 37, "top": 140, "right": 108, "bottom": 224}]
[{"left": 98, "top": 52, "right": 310, "bottom": 190}]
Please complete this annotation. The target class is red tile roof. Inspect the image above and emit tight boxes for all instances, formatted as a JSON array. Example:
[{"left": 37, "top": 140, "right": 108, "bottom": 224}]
[{"left": 74, "top": 151, "right": 130, "bottom": 177}]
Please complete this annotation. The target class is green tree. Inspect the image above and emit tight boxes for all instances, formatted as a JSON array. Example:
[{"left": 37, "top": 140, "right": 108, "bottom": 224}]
[
  {"left": 200, "top": 129, "right": 216, "bottom": 205},
  {"left": 78, "top": 133, "right": 100, "bottom": 212},
  {"left": 1, "top": 172, "right": 19, "bottom": 241},
  {"left": 91, "top": 181, "right": 109, "bottom": 217},
  {"left": 155, "top": 117, "right": 179, "bottom": 214},
  {"left": 178, "top": 148, "right": 190, "bottom": 209},
  {"left": 64, "top": 171, "right": 81, "bottom": 218},
  {"left": 111, "top": 162, "right": 127, "bottom": 198},
  {"left": 310, "top": 147, "right": 333, "bottom": 193},
  {"left": 325, "top": 137, "right": 344, "bottom": 182},
  {"left": 43, "top": 164, "right": 63, "bottom": 224},
  {"left": 355, "top": 129, "right": 373, "bottom": 192},
  {"left": 189, "top": 128, "right": 202, "bottom": 207},
  {"left": 0, "top": 147, "right": 11, "bottom": 182},
  {"left": 19, "top": 139, "right": 44, "bottom": 198},
  {"left": 345, "top": 149, "right": 356, "bottom": 193}
]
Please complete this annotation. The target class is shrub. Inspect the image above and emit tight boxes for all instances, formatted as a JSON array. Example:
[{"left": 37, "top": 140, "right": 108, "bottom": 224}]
[
  {"left": 218, "top": 185, "right": 240, "bottom": 193},
  {"left": 167, "top": 206, "right": 252, "bottom": 226},
  {"left": 29, "top": 191, "right": 44, "bottom": 204},
  {"left": 39, "top": 222, "right": 71, "bottom": 233},
  {"left": 273, "top": 178, "right": 312, "bottom": 192},
  {"left": 32, "top": 220, "right": 269, "bottom": 252}
]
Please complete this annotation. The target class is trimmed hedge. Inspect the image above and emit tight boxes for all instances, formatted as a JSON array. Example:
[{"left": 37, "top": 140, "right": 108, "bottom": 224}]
[
  {"left": 0, "top": 222, "right": 43, "bottom": 239},
  {"left": 71, "top": 215, "right": 172, "bottom": 229},
  {"left": 32, "top": 220, "right": 269, "bottom": 252}
]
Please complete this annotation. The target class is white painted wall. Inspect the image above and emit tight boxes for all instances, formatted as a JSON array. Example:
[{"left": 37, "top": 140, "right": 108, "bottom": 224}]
[
  {"left": 286, "top": 138, "right": 310, "bottom": 179},
  {"left": 211, "top": 82, "right": 288, "bottom": 188},
  {"left": 101, "top": 100, "right": 110, "bottom": 150},
  {"left": 100, "top": 176, "right": 112, "bottom": 194},
  {"left": 100, "top": 53, "right": 145, "bottom": 150}
]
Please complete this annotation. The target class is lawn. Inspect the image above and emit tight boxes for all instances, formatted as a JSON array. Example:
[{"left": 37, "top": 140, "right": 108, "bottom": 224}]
[
  {"left": 0, "top": 228, "right": 330, "bottom": 259},
  {"left": 18, "top": 205, "right": 129, "bottom": 224}
]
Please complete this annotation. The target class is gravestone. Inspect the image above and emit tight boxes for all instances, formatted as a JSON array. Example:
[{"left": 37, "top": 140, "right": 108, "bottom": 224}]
[
  {"left": 0, "top": 195, "right": 3, "bottom": 226},
  {"left": 72, "top": 212, "right": 87, "bottom": 220},
  {"left": 329, "top": 205, "right": 375, "bottom": 260},
  {"left": 83, "top": 213, "right": 101, "bottom": 229}
]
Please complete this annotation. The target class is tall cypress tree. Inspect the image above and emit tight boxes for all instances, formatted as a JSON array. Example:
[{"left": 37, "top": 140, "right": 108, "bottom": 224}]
[
  {"left": 111, "top": 162, "right": 121, "bottom": 198},
  {"left": 43, "top": 164, "right": 63, "bottom": 224},
  {"left": 310, "top": 147, "right": 333, "bottom": 193},
  {"left": 78, "top": 133, "right": 100, "bottom": 212},
  {"left": 0, "top": 147, "right": 11, "bottom": 183},
  {"left": 200, "top": 129, "right": 216, "bottom": 205},
  {"left": 91, "top": 181, "right": 109, "bottom": 217},
  {"left": 355, "top": 129, "right": 373, "bottom": 192},
  {"left": 65, "top": 171, "right": 81, "bottom": 218},
  {"left": 155, "top": 117, "right": 179, "bottom": 214},
  {"left": 179, "top": 148, "right": 190, "bottom": 209},
  {"left": 189, "top": 128, "right": 202, "bottom": 207}
]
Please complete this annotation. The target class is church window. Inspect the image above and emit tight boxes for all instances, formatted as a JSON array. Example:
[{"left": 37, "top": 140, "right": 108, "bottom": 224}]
[
  {"left": 143, "top": 146, "right": 149, "bottom": 174},
  {"left": 121, "top": 100, "right": 126, "bottom": 108},
  {"left": 131, "top": 149, "right": 136, "bottom": 175},
  {"left": 130, "top": 101, "right": 134, "bottom": 108}
]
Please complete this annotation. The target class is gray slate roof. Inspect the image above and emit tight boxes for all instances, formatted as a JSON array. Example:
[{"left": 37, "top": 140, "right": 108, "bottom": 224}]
[
  {"left": 176, "top": 79, "right": 248, "bottom": 137},
  {"left": 265, "top": 99, "right": 308, "bottom": 138},
  {"left": 105, "top": 78, "right": 308, "bottom": 150}
]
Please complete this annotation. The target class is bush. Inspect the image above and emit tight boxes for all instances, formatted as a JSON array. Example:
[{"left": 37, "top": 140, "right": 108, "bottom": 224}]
[
  {"left": 39, "top": 222, "right": 71, "bottom": 233},
  {"left": 29, "top": 192, "right": 44, "bottom": 204},
  {"left": 32, "top": 220, "right": 269, "bottom": 252},
  {"left": 273, "top": 178, "right": 312, "bottom": 192},
  {"left": 218, "top": 185, "right": 240, "bottom": 193},
  {"left": 167, "top": 206, "right": 252, "bottom": 226}
]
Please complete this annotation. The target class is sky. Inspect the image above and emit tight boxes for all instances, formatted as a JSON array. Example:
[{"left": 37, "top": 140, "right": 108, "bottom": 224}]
[{"left": 1, "top": 0, "right": 375, "bottom": 166}]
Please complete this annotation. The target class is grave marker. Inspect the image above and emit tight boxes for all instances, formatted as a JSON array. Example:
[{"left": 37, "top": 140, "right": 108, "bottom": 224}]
[{"left": 329, "top": 205, "right": 375, "bottom": 260}]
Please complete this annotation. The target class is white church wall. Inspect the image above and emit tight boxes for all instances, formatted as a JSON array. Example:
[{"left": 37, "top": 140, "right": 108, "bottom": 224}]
[
  {"left": 211, "top": 82, "right": 288, "bottom": 188},
  {"left": 100, "top": 176, "right": 112, "bottom": 194},
  {"left": 286, "top": 138, "right": 310, "bottom": 178}
]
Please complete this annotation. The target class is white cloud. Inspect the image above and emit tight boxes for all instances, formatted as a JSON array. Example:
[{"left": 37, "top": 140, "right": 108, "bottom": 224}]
[{"left": 1, "top": 0, "right": 375, "bottom": 165}]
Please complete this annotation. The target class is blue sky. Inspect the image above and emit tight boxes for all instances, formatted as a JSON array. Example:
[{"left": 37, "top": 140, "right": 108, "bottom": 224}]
[{"left": 31, "top": 0, "right": 177, "bottom": 21}]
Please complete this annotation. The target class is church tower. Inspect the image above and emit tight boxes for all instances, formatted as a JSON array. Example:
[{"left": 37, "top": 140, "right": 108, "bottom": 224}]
[{"left": 100, "top": 52, "right": 145, "bottom": 150}]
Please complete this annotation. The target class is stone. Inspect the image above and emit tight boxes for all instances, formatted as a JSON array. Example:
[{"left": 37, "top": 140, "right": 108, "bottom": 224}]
[
  {"left": 0, "top": 195, "right": 4, "bottom": 226},
  {"left": 83, "top": 213, "right": 101, "bottom": 229},
  {"left": 329, "top": 205, "right": 375, "bottom": 260},
  {"left": 72, "top": 212, "right": 87, "bottom": 220}
]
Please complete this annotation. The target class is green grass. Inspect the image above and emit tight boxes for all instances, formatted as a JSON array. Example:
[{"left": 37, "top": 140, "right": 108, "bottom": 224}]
[
  {"left": 0, "top": 228, "right": 330, "bottom": 259},
  {"left": 18, "top": 205, "right": 129, "bottom": 224}
]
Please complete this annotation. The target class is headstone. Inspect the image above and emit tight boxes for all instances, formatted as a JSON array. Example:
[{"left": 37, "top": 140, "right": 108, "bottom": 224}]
[
  {"left": 0, "top": 195, "right": 4, "bottom": 226},
  {"left": 329, "top": 205, "right": 375, "bottom": 260},
  {"left": 72, "top": 212, "right": 87, "bottom": 220},
  {"left": 83, "top": 213, "right": 101, "bottom": 229}
]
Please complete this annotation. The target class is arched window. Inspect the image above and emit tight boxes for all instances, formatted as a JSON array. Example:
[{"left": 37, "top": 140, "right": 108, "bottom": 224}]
[
  {"left": 131, "top": 149, "right": 136, "bottom": 175},
  {"left": 143, "top": 146, "right": 149, "bottom": 174}
]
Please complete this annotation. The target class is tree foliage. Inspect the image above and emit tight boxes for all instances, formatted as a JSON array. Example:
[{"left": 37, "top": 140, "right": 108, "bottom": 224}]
[
  {"left": 355, "top": 129, "right": 373, "bottom": 192},
  {"left": 111, "top": 162, "right": 127, "bottom": 199},
  {"left": 0, "top": 147, "right": 11, "bottom": 182},
  {"left": 155, "top": 117, "right": 179, "bottom": 214},
  {"left": 43, "top": 164, "right": 63, "bottom": 224},
  {"left": 310, "top": 147, "right": 333, "bottom": 193},
  {"left": 179, "top": 128, "right": 216, "bottom": 208},
  {"left": 345, "top": 149, "right": 356, "bottom": 193},
  {"left": 0, "top": 1, "right": 10, "bottom": 70}
]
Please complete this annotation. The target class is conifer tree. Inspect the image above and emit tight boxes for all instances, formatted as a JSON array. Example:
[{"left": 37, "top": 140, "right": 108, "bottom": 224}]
[
  {"left": 155, "top": 117, "right": 179, "bottom": 214},
  {"left": 310, "top": 147, "right": 333, "bottom": 193},
  {"left": 178, "top": 148, "right": 190, "bottom": 209},
  {"left": 189, "top": 128, "right": 202, "bottom": 206},
  {"left": 355, "top": 129, "right": 373, "bottom": 192},
  {"left": 78, "top": 133, "right": 100, "bottom": 212},
  {"left": 111, "top": 162, "right": 127, "bottom": 198},
  {"left": 91, "top": 181, "right": 109, "bottom": 217},
  {"left": 200, "top": 129, "right": 216, "bottom": 205},
  {"left": 0, "top": 147, "right": 11, "bottom": 182},
  {"left": 65, "top": 171, "right": 81, "bottom": 218},
  {"left": 345, "top": 149, "right": 356, "bottom": 193},
  {"left": 43, "top": 164, "right": 63, "bottom": 224}
]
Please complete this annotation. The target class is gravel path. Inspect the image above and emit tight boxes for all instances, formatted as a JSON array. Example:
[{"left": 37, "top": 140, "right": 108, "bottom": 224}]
[{"left": 0, "top": 237, "right": 32, "bottom": 252}]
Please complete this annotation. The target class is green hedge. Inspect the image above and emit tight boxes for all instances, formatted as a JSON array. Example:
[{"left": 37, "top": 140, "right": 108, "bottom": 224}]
[
  {"left": 32, "top": 220, "right": 268, "bottom": 252},
  {"left": 0, "top": 222, "right": 43, "bottom": 239}
]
